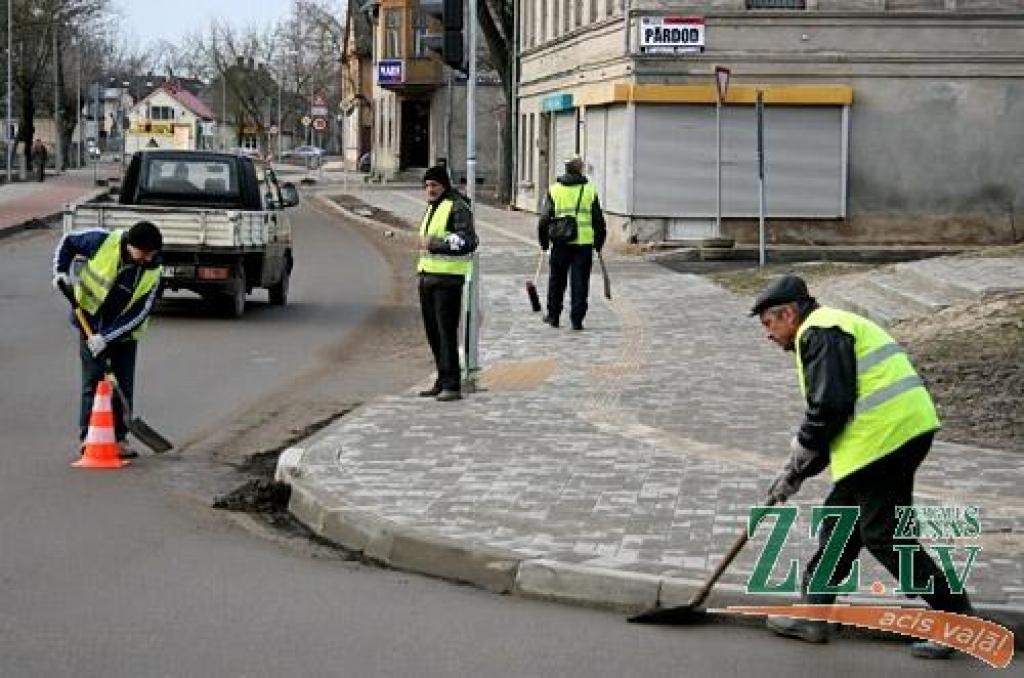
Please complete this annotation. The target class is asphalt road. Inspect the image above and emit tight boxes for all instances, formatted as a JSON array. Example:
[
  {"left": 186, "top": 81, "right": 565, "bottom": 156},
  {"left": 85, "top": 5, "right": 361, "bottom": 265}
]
[{"left": 0, "top": 203, "right": 987, "bottom": 677}]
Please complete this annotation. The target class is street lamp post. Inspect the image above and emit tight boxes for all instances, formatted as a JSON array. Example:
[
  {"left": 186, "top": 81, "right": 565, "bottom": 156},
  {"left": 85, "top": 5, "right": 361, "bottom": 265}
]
[
  {"left": 714, "top": 65, "right": 731, "bottom": 238},
  {"left": 5, "top": 0, "right": 12, "bottom": 183}
]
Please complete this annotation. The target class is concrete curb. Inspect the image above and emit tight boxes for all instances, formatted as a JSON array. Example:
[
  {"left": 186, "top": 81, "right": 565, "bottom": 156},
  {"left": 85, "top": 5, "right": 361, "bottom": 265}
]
[
  {"left": 0, "top": 188, "right": 109, "bottom": 240},
  {"left": 280, "top": 460, "right": 1023, "bottom": 647}
]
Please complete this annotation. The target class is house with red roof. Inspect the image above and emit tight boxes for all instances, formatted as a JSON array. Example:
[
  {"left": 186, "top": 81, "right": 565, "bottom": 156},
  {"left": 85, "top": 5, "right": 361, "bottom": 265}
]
[{"left": 125, "top": 81, "right": 219, "bottom": 155}]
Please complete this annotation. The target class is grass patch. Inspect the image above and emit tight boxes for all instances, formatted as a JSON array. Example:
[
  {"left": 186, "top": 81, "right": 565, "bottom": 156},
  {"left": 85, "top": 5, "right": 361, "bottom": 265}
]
[{"left": 707, "top": 261, "right": 880, "bottom": 297}]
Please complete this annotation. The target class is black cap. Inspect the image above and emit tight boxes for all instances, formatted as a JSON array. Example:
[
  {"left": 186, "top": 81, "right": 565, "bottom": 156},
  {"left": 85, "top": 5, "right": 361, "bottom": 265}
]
[
  {"left": 126, "top": 221, "right": 163, "bottom": 252},
  {"left": 423, "top": 164, "right": 451, "bottom": 189},
  {"left": 749, "top": 274, "right": 812, "bottom": 316}
]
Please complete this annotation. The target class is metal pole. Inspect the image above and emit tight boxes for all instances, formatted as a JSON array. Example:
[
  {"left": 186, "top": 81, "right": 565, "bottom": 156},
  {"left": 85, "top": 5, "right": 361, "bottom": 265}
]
[
  {"left": 6, "top": 0, "right": 12, "bottom": 183},
  {"left": 464, "top": 0, "right": 480, "bottom": 384},
  {"left": 277, "top": 78, "right": 282, "bottom": 161},
  {"left": 53, "top": 23, "right": 63, "bottom": 173},
  {"left": 756, "top": 90, "right": 766, "bottom": 268},
  {"left": 221, "top": 72, "right": 226, "bottom": 150},
  {"left": 92, "top": 83, "right": 99, "bottom": 184},
  {"left": 75, "top": 45, "right": 81, "bottom": 168},
  {"left": 715, "top": 97, "right": 721, "bottom": 238}
]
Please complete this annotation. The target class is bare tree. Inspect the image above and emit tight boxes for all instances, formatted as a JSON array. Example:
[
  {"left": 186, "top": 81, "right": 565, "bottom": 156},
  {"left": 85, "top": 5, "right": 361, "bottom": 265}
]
[{"left": 476, "top": 0, "right": 513, "bottom": 203}]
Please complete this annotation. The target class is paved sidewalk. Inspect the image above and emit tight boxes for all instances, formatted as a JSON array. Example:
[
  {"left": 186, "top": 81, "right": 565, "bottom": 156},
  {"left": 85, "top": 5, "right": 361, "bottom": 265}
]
[
  {"left": 280, "top": 189, "right": 1023, "bottom": 623},
  {"left": 0, "top": 168, "right": 111, "bottom": 237}
]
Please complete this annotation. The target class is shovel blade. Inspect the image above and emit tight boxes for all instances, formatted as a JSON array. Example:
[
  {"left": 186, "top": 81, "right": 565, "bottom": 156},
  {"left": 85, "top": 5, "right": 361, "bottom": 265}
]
[
  {"left": 128, "top": 417, "right": 174, "bottom": 453},
  {"left": 627, "top": 604, "right": 708, "bottom": 626}
]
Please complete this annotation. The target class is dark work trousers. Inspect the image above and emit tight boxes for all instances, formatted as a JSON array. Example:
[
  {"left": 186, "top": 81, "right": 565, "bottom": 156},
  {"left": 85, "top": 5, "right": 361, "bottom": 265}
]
[
  {"left": 803, "top": 432, "right": 971, "bottom": 613},
  {"left": 79, "top": 338, "right": 137, "bottom": 442},
  {"left": 546, "top": 244, "right": 593, "bottom": 326},
  {"left": 418, "top": 273, "right": 465, "bottom": 391}
]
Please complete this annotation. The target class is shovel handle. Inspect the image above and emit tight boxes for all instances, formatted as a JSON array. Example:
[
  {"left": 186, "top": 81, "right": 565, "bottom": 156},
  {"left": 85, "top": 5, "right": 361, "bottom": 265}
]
[
  {"left": 689, "top": 495, "right": 778, "bottom": 609},
  {"left": 56, "top": 279, "right": 97, "bottom": 340},
  {"left": 533, "top": 250, "right": 545, "bottom": 286}
]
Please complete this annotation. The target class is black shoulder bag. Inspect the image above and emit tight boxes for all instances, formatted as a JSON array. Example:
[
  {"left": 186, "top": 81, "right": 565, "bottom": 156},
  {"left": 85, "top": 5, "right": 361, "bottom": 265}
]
[{"left": 547, "top": 185, "right": 585, "bottom": 245}]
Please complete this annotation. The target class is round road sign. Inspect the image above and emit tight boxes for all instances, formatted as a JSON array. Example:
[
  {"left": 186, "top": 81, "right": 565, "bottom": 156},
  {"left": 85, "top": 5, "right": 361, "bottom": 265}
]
[
  {"left": 301, "top": 115, "right": 312, "bottom": 127},
  {"left": 312, "top": 118, "right": 327, "bottom": 131}
]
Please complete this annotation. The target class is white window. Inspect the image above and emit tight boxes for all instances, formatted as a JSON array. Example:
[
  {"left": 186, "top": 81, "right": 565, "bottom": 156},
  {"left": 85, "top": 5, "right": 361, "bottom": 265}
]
[{"left": 149, "top": 105, "right": 175, "bottom": 121}]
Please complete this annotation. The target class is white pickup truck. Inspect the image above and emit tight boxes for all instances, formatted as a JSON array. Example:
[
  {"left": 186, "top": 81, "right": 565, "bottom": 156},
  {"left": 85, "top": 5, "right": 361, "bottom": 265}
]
[{"left": 63, "top": 149, "right": 299, "bottom": 317}]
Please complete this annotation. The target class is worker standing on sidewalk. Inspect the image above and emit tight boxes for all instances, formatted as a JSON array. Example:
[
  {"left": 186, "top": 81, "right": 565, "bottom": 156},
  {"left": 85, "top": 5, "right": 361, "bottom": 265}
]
[
  {"left": 537, "top": 157, "right": 606, "bottom": 331},
  {"left": 752, "top": 274, "right": 973, "bottom": 660},
  {"left": 52, "top": 222, "right": 163, "bottom": 458},
  {"left": 417, "top": 165, "right": 478, "bottom": 402}
]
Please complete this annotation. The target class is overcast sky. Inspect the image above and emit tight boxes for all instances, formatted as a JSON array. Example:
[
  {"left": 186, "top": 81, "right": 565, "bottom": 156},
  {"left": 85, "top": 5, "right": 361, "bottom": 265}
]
[{"left": 115, "top": 0, "right": 292, "bottom": 49}]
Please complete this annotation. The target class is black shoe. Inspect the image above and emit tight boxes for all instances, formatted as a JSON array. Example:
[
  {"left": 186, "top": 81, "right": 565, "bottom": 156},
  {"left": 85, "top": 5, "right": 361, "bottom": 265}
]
[
  {"left": 571, "top": 322, "right": 584, "bottom": 331},
  {"left": 542, "top": 315, "right": 559, "bottom": 328},
  {"left": 118, "top": 442, "right": 139, "bottom": 459},
  {"left": 418, "top": 385, "right": 442, "bottom": 397},
  {"left": 766, "top": 616, "right": 829, "bottom": 643},
  {"left": 911, "top": 641, "right": 955, "bottom": 659},
  {"left": 436, "top": 389, "right": 462, "bottom": 402}
]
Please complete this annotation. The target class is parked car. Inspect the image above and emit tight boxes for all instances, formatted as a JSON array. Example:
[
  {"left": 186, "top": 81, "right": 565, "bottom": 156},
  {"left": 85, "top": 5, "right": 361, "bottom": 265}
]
[{"left": 281, "top": 145, "right": 325, "bottom": 159}]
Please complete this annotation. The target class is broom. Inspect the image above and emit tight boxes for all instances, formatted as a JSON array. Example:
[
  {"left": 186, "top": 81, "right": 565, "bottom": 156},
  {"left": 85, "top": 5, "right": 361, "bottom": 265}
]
[{"left": 526, "top": 250, "right": 544, "bottom": 312}]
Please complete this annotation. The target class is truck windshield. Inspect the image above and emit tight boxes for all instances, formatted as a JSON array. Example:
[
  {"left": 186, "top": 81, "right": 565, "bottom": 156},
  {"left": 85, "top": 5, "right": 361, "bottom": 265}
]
[{"left": 144, "top": 159, "right": 238, "bottom": 197}]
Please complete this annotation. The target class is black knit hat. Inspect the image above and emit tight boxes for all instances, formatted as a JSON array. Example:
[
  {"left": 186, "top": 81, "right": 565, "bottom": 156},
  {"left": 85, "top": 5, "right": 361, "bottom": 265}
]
[
  {"left": 126, "top": 221, "right": 163, "bottom": 252},
  {"left": 749, "top": 274, "right": 813, "bottom": 316},
  {"left": 423, "top": 164, "right": 451, "bottom": 189}
]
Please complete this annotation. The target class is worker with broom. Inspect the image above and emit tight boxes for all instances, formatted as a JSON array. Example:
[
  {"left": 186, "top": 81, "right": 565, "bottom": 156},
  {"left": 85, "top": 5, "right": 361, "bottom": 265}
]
[
  {"left": 417, "top": 164, "right": 478, "bottom": 402},
  {"left": 52, "top": 221, "right": 163, "bottom": 459},
  {"left": 537, "top": 157, "right": 606, "bottom": 331},
  {"left": 753, "top": 274, "right": 973, "bottom": 660}
]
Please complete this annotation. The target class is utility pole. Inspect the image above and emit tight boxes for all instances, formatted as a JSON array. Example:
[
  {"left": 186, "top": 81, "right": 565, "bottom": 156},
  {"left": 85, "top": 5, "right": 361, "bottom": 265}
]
[
  {"left": 5, "top": 0, "right": 12, "bottom": 183},
  {"left": 53, "top": 23, "right": 63, "bottom": 172},
  {"left": 463, "top": 0, "right": 480, "bottom": 386},
  {"left": 75, "top": 43, "right": 81, "bottom": 168}
]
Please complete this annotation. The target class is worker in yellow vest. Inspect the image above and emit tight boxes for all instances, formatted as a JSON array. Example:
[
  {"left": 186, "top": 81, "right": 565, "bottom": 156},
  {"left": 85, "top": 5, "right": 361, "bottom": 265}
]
[
  {"left": 417, "top": 165, "right": 478, "bottom": 402},
  {"left": 537, "top": 157, "right": 606, "bottom": 331},
  {"left": 52, "top": 221, "right": 163, "bottom": 459},
  {"left": 752, "top": 274, "right": 972, "bottom": 660}
]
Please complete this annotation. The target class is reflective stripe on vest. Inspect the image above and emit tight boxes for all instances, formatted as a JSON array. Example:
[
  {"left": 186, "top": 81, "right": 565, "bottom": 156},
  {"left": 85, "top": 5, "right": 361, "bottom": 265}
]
[
  {"left": 795, "top": 307, "right": 940, "bottom": 482},
  {"left": 74, "top": 230, "right": 162, "bottom": 340},
  {"left": 417, "top": 198, "right": 472, "bottom": 277},
  {"left": 549, "top": 181, "right": 596, "bottom": 246}
]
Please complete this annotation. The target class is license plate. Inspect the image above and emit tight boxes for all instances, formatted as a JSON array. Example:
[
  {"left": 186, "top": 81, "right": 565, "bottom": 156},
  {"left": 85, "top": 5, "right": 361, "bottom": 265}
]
[{"left": 162, "top": 265, "right": 195, "bottom": 278}]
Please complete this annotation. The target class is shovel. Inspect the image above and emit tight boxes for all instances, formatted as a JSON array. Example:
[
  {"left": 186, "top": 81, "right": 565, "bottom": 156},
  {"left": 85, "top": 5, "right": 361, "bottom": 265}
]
[
  {"left": 628, "top": 495, "right": 777, "bottom": 625},
  {"left": 597, "top": 251, "right": 612, "bottom": 300},
  {"left": 57, "top": 280, "right": 173, "bottom": 454}
]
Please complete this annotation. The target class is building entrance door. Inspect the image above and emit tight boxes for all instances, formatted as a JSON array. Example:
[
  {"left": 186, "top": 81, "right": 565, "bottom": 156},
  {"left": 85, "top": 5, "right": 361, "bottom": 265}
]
[{"left": 400, "top": 100, "right": 430, "bottom": 169}]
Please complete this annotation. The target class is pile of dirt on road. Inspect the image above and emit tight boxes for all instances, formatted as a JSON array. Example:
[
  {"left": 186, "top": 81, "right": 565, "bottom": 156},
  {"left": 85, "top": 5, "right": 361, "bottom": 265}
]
[
  {"left": 330, "top": 195, "right": 415, "bottom": 232},
  {"left": 892, "top": 294, "right": 1024, "bottom": 452}
]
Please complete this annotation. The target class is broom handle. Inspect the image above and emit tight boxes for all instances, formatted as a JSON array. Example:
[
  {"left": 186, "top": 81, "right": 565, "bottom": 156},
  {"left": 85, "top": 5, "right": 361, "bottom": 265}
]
[{"left": 533, "top": 250, "right": 545, "bottom": 285}]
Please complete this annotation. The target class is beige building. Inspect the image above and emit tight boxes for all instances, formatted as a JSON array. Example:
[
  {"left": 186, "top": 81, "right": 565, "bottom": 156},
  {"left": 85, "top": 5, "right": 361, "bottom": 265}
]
[
  {"left": 516, "top": 1, "right": 1024, "bottom": 246},
  {"left": 125, "top": 82, "right": 217, "bottom": 155}
]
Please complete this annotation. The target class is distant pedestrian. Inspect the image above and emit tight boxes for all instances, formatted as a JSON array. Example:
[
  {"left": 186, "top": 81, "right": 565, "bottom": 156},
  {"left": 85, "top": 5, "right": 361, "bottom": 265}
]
[
  {"left": 537, "top": 157, "right": 606, "bottom": 331},
  {"left": 52, "top": 221, "right": 164, "bottom": 458},
  {"left": 416, "top": 164, "right": 478, "bottom": 402},
  {"left": 32, "top": 139, "right": 47, "bottom": 182},
  {"left": 752, "top": 274, "right": 973, "bottom": 660}
]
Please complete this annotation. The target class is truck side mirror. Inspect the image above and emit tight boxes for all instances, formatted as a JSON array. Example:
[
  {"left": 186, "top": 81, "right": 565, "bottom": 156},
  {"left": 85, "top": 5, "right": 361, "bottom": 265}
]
[{"left": 281, "top": 183, "right": 300, "bottom": 207}]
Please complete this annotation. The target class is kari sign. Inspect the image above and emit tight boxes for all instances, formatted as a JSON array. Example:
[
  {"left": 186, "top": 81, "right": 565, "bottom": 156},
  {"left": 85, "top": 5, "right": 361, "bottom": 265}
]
[
  {"left": 638, "top": 16, "right": 705, "bottom": 55},
  {"left": 377, "top": 59, "right": 404, "bottom": 85}
]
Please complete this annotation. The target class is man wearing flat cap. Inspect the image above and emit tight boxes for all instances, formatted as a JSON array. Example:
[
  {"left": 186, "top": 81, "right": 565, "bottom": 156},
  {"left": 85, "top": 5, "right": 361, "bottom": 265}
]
[
  {"left": 416, "top": 164, "right": 478, "bottom": 402},
  {"left": 752, "top": 274, "right": 971, "bottom": 660}
]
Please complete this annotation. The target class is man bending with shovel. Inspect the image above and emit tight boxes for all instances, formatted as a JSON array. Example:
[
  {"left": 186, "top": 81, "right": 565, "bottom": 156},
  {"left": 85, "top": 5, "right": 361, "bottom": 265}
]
[
  {"left": 53, "top": 221, "right": 163, "bottom": 459},
  {"left": 753, "top": 274, "right": 972, "bottom": 660}
]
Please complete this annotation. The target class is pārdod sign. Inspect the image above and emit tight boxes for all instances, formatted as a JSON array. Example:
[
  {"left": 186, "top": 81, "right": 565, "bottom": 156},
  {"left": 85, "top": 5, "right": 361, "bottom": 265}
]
[{"left": 638, "top": 16, "right": 705, "bottom": 55}]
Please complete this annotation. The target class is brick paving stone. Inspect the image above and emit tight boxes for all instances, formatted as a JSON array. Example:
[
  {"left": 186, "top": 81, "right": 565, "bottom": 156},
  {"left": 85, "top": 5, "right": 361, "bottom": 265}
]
[{"left": 290, "top": 189, "right": 1024, "bottom": 608}]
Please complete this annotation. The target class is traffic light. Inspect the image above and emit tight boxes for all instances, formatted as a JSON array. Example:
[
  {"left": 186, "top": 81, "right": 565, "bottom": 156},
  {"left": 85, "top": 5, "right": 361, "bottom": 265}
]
[{"left": 421, "top": 0, "right": 464, "bottom": 70}]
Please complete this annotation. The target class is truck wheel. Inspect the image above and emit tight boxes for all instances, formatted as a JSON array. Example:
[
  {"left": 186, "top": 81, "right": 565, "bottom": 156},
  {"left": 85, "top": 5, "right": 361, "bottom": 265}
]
[
  {"left": 221, "top": 269, "right": 246, "bottom": 318},
  {"left": 268, "top": 266, "right": 290, "bottom": 306}
]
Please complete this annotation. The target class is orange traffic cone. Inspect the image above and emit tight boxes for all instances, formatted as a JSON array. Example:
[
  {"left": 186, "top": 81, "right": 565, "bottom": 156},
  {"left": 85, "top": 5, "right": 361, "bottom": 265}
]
[{"left": 73, "top": 377, "right": 128, "bottom": 469}]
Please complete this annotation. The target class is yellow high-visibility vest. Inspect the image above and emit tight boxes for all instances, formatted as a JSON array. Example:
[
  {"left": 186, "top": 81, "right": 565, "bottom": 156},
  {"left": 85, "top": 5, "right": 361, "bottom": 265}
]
[
  {"left": 549, "top": 181, "right": 596, "bottom": 246},
  {"left": 795, "top": 307, "right": 940, "bottom": 481},
  {"left": 75, "top": 230, "right": 161, "bottom": 340},
  {"left": 417, "top": 198, "right": 472, "bottom": 277}
]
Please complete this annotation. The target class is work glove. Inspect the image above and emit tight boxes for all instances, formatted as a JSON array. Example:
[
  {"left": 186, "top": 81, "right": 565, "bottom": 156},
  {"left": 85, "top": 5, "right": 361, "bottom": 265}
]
[
  {"left": 86, "top": 334, "right": 108, "bottom": 358},
  {"left": 444, "top": 233, "right": 466, "bottom": 252},
  {"left": 52, "top": 272, "right": 72, "bottom": 293},
  {"left": 768, "top": 437, "right": 822, "bottom": 503}
]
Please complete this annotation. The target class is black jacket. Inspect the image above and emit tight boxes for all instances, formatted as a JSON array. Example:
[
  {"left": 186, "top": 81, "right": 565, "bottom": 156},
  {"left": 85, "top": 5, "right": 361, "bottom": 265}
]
[
  {"left": 538, "top": 173, "right": 607, "bottom": 252},
  {"left": 421, "top": 189, "right": 479, "bottom": 274},
  {"left": 791, "top": 306, "right": 858, "bottom": 480}
]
